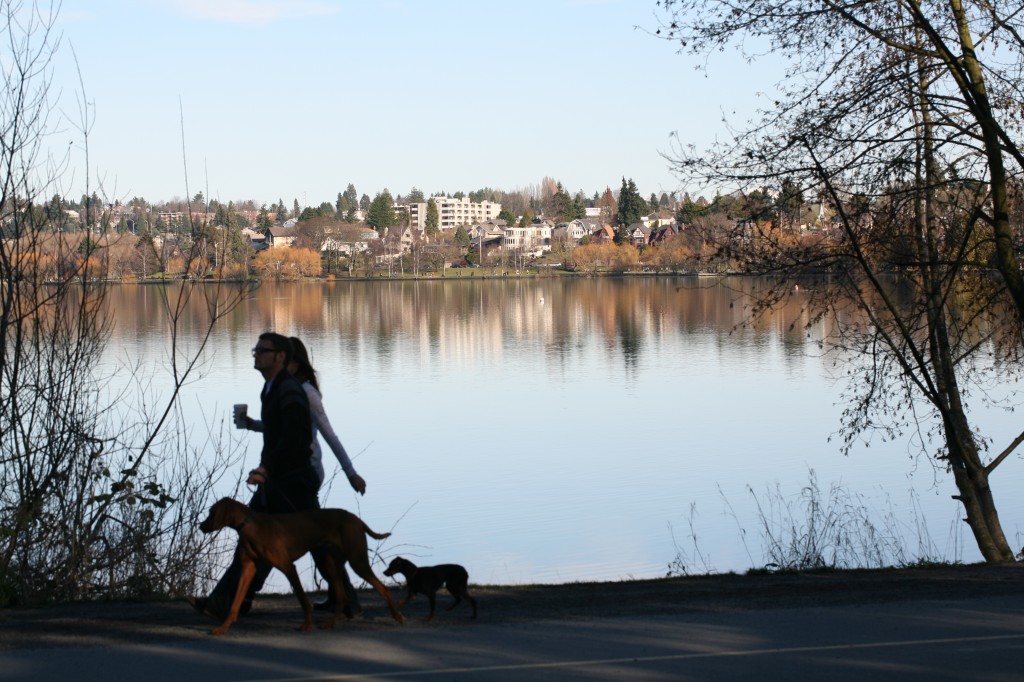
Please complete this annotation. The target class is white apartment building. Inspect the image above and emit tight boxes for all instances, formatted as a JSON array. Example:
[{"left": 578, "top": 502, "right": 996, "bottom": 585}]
[
  {"left": 407, "top": 196, "right": 502, "bottom": 231},
  {"left": 502, "top": 222, "right": 552, "bottom": 256}
]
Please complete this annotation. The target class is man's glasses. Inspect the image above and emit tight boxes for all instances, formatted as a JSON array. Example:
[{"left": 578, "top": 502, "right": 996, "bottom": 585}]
[{"left": 251, "top": 346, "right": 277, "bottom": 356}]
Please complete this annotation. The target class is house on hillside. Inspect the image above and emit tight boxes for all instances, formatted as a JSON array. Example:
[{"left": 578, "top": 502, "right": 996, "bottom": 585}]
[
  {"left": 502, "top": 221, "right": 551, "bottom": 256},
  {"left": 797, "top": 203, "right": 832, "bottom": 232},
  {"left": 590, "top": 223, "right": 616, "bottom": 243},
  {"left": 240, "top": 227, "right": 268, "bottom": 252},
  {"left": 268, "top": 226, "right": 296, "bottom": 248},
  {"left": 552, "top": 219, "right": 589, "bottom": 246},
  {"left": 382, "top": 224, "right": 417, "bottom": 254},
  {"left": 626, "top": 223, "right": 649, "bottom": 247},
  {"left": 470, "top": 221, "right": 507, "bottom": 248},
  {"left": 321, "top": 227, "right": 378, "bottom": 255},
  {"left": 648, "top": 222, "right": 679, "bottom": 245}
]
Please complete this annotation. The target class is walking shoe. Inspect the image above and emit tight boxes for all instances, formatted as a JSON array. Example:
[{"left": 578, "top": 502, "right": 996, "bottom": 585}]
[
  {"left": 313, "top": 598, "right": 362, "bottom": 619},
  {"left": 187, "top": 596, "right": 225, "bottom": 621},
  {"left": 313, "top": 598, "right": 336, "bottom": 612}
]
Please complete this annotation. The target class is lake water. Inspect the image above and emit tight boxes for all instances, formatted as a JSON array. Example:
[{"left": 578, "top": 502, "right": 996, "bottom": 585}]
[{"left": 101, "top": 278, "right": 1024, "bottom": 586}]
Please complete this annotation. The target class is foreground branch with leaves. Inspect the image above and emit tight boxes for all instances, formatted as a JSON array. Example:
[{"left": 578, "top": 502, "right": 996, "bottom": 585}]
[{"left": 654, "top": 0, "right": 1024, "bottom": 561}]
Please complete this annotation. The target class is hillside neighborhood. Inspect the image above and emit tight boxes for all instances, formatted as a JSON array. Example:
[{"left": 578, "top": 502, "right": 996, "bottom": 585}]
[{"left": 22, "top": 180, "right": 838, "bottom": 281}]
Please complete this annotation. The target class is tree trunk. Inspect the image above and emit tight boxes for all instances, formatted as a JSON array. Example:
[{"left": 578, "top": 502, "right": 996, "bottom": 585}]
[
  {"left": 946, "top": 415, "right": 1015, "bottom": 562},
  {"left": 915, "top": 53, "right": 1015, "bottom": 562}
]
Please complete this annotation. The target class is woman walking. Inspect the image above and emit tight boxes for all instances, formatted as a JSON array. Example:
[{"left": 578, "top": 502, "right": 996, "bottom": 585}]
[{"left": 238, "top": 336, "right": 368, "bottom": 615}]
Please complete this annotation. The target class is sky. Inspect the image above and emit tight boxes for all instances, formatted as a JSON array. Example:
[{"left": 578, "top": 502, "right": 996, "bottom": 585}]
[{"left": 40, "top": 0, "right": 774, "bottom": 209}]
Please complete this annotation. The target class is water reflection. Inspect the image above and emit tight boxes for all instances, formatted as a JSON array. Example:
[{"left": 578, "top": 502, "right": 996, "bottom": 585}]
[
  {"left": 99, "top": 278, "right": 1020, "bottom": 584},
  {"left": 106, "top": 278, "right": 830, "bottom": 367}
]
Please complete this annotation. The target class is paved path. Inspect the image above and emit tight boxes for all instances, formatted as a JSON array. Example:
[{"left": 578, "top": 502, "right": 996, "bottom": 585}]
[{"left": 3, "top": 594, "right": 1023, "bottom": 681}]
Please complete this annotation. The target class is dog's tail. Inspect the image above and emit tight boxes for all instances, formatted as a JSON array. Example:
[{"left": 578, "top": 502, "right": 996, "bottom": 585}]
[{"left": 362, "top": 522, "right": 391, "bottom": 540}]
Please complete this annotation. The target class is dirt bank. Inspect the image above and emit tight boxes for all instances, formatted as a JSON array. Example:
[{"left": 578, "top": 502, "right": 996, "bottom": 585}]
[{"left": 2, "top": 562, "right": 1022, "bottom": 650}]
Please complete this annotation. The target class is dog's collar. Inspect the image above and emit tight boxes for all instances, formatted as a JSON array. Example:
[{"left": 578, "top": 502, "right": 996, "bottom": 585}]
[{"left": 232, "top": 513, "right": 254, "bottom": 531}]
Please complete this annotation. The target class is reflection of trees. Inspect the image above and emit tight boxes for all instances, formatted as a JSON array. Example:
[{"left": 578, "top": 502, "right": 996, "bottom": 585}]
[{"left": 114, "top": 279, "right": 837, "bottom": 373}]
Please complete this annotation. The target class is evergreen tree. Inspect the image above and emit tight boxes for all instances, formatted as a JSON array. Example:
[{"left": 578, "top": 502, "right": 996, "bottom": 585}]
[
  {"left": 275, "top": 199, "right": 287, "bottom": 224},
  {"left": 366, "top": 190, "right": 397, "bottom": 233},
  {"left": 257, "top": 206, "right": 272, "bottom": 231},
  {"left": 293, "top": 198, "right": 300, "bottom": 219},
  {"left": 551, "top": 182, "right": 573, "bottom": 222},
  {"left": 571, "top": 193, "right": 587, "bottom": 221},
  {"left": 425, "top": 197, "right": 440, "bottom": 235},
  {"left": 224, "top": 201, "right": 239, "bottom": 228},
  {"left": 616, "top": 178, "right": 647, "bottom": 226},
  {"left": 613, "top": 225, "right": 631, "bottom": 245},
  {"left": 777, "top": 177, "right": 804, "bottom": 228},
  {"left": 343, "top": 184, "right": 358, "bottom": 210},
  {"left": 676, "top": 197, "right": 707, "bottom": 224},
  {"left": 45, "top": 193, "right": 63, "bottom": 224}
]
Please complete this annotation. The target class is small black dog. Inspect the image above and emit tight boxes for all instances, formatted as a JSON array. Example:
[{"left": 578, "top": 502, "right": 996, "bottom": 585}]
[{"left": 383, "top": 556, "right": 477, "bottom": 621}]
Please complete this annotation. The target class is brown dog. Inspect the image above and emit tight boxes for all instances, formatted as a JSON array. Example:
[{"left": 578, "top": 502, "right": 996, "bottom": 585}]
[
  {"left": 198, "top": 497, "right": 405, "bottom": 635},
  {"left": 383, "top": 556, "right": 477, "bottom": 621}
]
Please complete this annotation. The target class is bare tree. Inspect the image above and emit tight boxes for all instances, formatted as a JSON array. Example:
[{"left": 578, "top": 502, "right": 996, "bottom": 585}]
[
  {"left": 0, "top": 1, "right": 250, "bottom": 604},
  {"left": 654, "top": 0, "right": 1024, "bottom": 562}
]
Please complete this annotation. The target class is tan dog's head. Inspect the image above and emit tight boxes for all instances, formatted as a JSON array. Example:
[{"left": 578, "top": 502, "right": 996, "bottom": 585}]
[{"left": 199, "top": 497, "right": 248, "bottom": 534}]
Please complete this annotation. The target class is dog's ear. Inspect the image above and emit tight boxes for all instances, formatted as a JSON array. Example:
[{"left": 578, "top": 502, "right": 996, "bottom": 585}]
[{"left": 211, "top": 499, "right": 230, "bottom": 526}]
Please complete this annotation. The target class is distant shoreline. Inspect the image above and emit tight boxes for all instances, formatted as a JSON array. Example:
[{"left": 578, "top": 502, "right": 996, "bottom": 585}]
[{"left": 53, "top": 270, "right": 725, "bottom": 286}]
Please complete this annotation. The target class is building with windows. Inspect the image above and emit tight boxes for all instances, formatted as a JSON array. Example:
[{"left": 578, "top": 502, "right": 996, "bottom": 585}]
[
  {"left": 502, "top": 221, "right": 552, "bottom": 256},
  {"left": 407, "top": 196, "right": 502, "bottom": 232}
]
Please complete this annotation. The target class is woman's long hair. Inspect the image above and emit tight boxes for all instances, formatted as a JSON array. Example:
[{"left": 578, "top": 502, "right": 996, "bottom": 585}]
[{"left": 289, "top": 336, "right": 320, "bottom": 392}]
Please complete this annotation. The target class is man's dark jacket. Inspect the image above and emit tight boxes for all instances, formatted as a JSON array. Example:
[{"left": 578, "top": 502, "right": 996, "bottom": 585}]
[{"left": 259, "top": 370, "right": 313, "bottom": 479}]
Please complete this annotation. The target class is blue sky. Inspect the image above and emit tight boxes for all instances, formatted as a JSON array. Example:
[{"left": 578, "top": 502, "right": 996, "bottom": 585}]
[{"left": 46, "top": 0, "right": 771, "bottom": 208}]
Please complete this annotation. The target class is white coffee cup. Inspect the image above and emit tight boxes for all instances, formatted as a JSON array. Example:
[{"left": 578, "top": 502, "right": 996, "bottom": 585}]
[{"left": 233, "top": 404, "right": 247, "bottom": 429}]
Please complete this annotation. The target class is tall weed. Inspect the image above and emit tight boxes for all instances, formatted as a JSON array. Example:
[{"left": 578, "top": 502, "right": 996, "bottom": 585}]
[{"left": 668, "top": 469, "right": 958, "bottom": 575}]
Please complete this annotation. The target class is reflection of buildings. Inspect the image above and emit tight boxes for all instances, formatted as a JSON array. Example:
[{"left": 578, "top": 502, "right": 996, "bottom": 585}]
[{"left": 102, "top": 278, "right": 835, "bottom": 384}]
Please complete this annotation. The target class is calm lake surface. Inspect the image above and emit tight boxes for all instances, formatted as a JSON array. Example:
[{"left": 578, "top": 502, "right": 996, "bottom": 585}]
[{"left": 101, "top": 278, "right": 1024, "bottom": 585}]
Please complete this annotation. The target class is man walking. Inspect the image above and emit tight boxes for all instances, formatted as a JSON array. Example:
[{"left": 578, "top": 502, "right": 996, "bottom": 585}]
[{"left": 194, "top": 332, "right": 318, "bottom": 619}]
